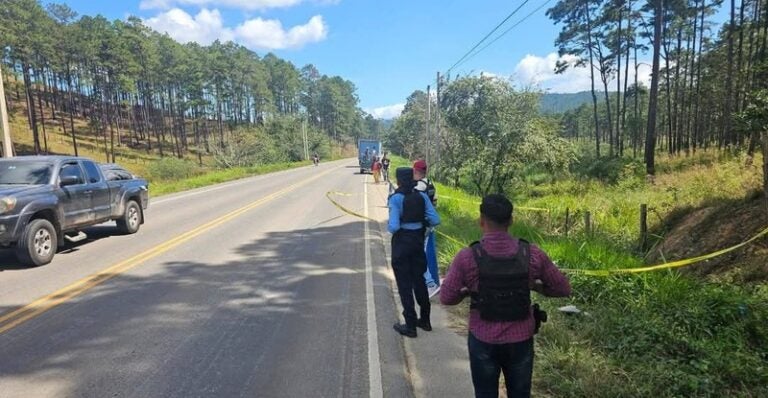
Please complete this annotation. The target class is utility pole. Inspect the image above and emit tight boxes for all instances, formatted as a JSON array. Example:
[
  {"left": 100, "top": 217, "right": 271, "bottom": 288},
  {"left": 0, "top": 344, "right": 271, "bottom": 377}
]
[
  {"left": 302, "top": 117, "right": 309, "bottom": 160},
  {"left": 426, "top": 85, "right": 431, "bottom": 165},
  {"left": 0, "top": 66, "right": 13, "bottom": 158},
  {"left": 435, "top": 72, "right": 441, "bottom": 175}
]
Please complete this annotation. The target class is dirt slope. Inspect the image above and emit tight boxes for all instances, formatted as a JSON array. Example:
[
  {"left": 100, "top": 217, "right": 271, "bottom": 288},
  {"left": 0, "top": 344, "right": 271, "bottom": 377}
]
[{"left": 648, "top": 194, "right": 768, "bottom": 283}]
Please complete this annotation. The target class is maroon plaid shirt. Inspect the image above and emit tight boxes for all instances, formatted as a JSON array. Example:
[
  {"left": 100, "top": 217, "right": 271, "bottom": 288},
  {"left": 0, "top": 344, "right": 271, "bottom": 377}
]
[{"left": 440, "top": 231, "right": 571, "bottom": 344}]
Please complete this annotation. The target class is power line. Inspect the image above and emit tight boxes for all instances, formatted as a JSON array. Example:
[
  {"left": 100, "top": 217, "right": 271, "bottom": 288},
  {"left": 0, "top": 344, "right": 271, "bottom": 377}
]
[
  {"left": 446, "top": 0, "right": 532, "bottom": 74},
  {"left": 451, "top": 0, "right": 555, "bottom": 73}
]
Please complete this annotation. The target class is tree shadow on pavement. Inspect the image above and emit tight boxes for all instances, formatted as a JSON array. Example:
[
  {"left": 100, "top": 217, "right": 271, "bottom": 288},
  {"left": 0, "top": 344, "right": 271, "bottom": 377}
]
[{"left": 0, "top": 220, "right": 377, "bottom": 398}]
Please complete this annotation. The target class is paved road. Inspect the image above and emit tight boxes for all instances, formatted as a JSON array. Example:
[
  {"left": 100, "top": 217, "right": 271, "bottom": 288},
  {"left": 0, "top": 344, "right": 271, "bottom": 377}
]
[{"left": 0, "top": 159, "right": 412, "bottom": 398}]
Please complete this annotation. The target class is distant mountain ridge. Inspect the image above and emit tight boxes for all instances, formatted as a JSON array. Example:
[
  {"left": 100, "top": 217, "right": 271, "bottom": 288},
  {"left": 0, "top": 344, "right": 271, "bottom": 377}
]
[
  {"left": 539, "top": 91, "right": 595, "bottom": 114},
  {"left": 376, "top": 91, "right": 600, "bottom": 121}
]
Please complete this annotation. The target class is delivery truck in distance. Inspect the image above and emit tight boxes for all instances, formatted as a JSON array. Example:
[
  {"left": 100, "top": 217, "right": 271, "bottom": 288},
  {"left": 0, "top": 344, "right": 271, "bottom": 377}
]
[{"left": 357, "top": 139, "right": 382, "bottom": 174}]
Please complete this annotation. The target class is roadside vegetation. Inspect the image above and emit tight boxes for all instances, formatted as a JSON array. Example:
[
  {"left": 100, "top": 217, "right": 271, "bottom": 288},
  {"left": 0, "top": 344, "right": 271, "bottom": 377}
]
[
  {"left": 386, "top": 63, "right": 767, "bottom": 395},
  {"left": 427, "top": 152, "right": 767, "bottom": 397}
]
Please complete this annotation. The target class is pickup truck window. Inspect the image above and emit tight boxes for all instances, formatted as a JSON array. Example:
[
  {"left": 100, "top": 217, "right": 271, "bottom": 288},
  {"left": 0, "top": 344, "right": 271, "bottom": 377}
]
[
  {"left": 0, "top": 161, "right": 52, "bottom": 185},
  {"left": 59, "top": 163, "right": 85, "bottom": 185},
  {"left": 82, "top": 161, "right": 102, "bottom": 183}
]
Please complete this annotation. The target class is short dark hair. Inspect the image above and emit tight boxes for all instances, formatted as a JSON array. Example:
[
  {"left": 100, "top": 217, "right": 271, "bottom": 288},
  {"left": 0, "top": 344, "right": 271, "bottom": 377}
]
[{"left": 480, "top": 194, "right": 513, "bottom": 225}]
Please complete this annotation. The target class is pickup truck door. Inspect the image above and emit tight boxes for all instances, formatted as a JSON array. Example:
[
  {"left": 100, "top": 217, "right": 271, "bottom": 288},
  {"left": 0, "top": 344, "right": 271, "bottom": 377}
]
[
  {"left": 81, "top": 160, "right": 111, "bottom": 221},
  {"left": 58, "top": 162, "right": 94, "bottom": 227}
]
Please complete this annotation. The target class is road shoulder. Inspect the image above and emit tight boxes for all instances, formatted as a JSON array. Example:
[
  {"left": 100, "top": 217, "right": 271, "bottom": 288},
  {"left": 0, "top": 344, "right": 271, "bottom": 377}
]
[{"left": 366, "top": 179, "right": 475, "bottom": 398}]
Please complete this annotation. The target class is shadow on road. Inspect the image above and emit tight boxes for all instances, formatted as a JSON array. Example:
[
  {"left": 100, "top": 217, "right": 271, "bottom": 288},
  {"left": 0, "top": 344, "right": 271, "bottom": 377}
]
[
  {"left": 0, "top": 224, "right": 122, "bottom": 271},
  {"left": 0, "top": 220, "right": 372, "bottom": 398}
]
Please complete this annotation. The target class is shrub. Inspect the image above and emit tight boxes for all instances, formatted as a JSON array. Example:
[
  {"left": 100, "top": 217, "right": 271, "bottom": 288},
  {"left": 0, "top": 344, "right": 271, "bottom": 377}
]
[
  {"left": 146, "top": 157, "right": 201, "bottom": 181},
  {"left": 212, "top": 127, "right": 287, "bottom": 168}
]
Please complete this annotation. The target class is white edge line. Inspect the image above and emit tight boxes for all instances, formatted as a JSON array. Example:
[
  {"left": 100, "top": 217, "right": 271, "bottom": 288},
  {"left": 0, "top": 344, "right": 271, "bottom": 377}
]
[{"left": 365, "top": 174, "right": 384, "bottom": 398}]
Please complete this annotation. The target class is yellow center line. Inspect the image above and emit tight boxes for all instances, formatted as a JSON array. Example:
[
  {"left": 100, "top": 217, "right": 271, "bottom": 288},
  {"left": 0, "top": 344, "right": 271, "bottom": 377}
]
[{"left": 0, "top": 166, "right": 339, "bottom": 335}]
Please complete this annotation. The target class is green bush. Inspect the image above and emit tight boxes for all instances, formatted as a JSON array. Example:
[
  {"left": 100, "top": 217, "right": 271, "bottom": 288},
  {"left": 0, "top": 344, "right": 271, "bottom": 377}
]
[
  {"left": 213, "top": 127, "right": 287, "bottom": 168},
  {"left": 571, "top": 154, "right": 641, "bottom": 184},
  {"left": 146, "top": 157, "right": 201, "bottom": 181}
]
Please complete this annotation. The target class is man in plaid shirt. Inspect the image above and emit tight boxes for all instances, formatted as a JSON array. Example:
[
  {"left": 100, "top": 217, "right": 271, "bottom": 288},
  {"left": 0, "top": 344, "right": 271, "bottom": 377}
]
[{"left": 440, "top": 194, "right": 571, "bottom": 398}]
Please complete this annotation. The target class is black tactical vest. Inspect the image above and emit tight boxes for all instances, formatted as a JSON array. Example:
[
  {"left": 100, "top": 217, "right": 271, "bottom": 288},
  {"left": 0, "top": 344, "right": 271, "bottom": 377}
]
[
  {"left": 417, "top": 178, "right": 437, "bottom": 204},
  {"left": 470, "top": 240, "right": 531, "bottom": 322},
  {"left": 400, "top": 190, "right": 426, "bottom": 224}
]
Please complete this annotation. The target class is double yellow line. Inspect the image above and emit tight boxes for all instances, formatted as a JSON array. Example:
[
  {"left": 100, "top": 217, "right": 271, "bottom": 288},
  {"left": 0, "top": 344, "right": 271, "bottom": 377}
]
[{"left": 0, "top": 166, "right": 337, "bottom": 335}]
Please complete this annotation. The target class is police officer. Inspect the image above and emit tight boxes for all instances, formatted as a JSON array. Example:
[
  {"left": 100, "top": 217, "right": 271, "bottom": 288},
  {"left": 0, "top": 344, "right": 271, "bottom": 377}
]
[
  {"left": 413, "top": 159, "right": 440, "bottom": 298},
  {"left": 388, "top": 167, "right": 441, "bottom": 337}
]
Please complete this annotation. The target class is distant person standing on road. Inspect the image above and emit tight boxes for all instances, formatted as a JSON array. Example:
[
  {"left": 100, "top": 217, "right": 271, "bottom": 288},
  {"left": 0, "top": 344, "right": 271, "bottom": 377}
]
[
  {"left": 372, "top": 156, "right": 382, "bottom": 183},
  {"left": 389, "top": 167, "right": 440, "bottom": 338},
  {"left": 413, "top": 159, "right": 440, "bottom": 298},
  {"left": 440, "top": 194, "right": 571, "bottom": 398},
  {"left": 381, "top": 153, "right": 391, "bottom": 182}
]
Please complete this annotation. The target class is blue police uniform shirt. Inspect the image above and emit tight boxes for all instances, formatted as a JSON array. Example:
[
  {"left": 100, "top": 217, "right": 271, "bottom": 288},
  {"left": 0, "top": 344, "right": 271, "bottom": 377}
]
[{"left": 387, "top": 191, "right": 440, "bottom": 234}]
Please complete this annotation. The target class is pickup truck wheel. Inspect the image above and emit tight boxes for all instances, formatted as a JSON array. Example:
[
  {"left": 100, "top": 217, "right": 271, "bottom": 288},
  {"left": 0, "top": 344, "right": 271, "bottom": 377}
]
[
  {"left": 16, "top": 219, "right": 58, "bottom": 267},
  {"left": 116, "top": 200, "right": 142, "bottom": 234}
]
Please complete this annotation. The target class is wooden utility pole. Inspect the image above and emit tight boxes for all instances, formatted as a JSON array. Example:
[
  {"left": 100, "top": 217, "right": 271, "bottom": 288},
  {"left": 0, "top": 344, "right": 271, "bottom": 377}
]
[
  {"left": 302, "top": 117, "right": 309, "bottom": 160},
  {"left": 0, "top": 66, "right": 13, "bottom": 157},
  {"left": 426, "top": 85, "right": 431, "bottom": 166}
]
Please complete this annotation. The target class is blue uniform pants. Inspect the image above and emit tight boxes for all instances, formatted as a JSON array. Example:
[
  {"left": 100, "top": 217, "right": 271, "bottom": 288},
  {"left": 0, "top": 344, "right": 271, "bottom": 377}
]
[{"left": 423, "top": 229, "right": 439, "bottom": 286}]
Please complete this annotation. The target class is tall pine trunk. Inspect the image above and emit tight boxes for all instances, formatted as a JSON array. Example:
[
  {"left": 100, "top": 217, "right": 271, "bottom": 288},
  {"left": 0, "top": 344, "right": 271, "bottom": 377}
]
[
  {"left": 646, "top": 0, "right": 664, "bottom": 176},
  {"left": 585, "top": 0, "right": 601, "bottom": 157},
  {"left": 723, "top": 0, "right": 736, "bottom": 148}
]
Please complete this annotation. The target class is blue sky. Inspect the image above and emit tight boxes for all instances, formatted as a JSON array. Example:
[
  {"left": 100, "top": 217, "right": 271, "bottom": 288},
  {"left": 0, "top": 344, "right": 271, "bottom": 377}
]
[{"left": 61, "top": 0, "right": 729, "bottom": 119}]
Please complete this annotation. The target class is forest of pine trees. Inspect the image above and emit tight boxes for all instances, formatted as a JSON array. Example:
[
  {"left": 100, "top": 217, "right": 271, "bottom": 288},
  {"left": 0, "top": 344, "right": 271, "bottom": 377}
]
[
  {"left": 548, "top": 0, "right": 768, "bottom": 185},
  {"left": 0, "top": 0, "right": 382, "bottom": 163}
]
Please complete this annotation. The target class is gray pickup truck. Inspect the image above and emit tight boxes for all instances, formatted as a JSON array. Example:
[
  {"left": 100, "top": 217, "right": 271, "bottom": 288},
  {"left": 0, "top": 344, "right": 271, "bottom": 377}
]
[{"left": 0, "top": 156, "right": 149, "bottom": 266}]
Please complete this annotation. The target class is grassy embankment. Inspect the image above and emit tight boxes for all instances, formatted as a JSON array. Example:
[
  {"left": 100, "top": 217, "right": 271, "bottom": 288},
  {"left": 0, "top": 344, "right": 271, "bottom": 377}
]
[
  {"left": 4, "top": 99, "right": 353, "bottom": 196},
  {"left": 393, "top": 154, "right": 767, "bottom": 397}
]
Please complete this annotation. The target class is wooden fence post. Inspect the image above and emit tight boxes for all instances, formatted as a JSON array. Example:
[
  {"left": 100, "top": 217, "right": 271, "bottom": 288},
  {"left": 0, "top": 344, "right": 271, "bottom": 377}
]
[
  {"left": 640, "top": 204, "right": 648, "bottom": 251},
  {"left": 584, "top": 211, "right": 591, "bottom": 236},
  {"left": 564, "top": 207, "right": 570, "bottom": 237}
]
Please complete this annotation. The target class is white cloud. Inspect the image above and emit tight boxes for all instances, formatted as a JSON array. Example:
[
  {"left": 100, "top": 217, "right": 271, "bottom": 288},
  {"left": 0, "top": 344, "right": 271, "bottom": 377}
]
[
  {"left": 512, "top": 52, "right": 652, "bottom": 93},
  {"left": 140, "top": 0, "right": 302, "bottom": 11},
  {"left": 144, "top": 8, "right": 327, "bottom": 50},
  {"left": 367, "top": 103, "right": 405, "bottom": 119},
  {"left": 145, "top": 8, "right": 234, "bottom": 45},
  {"left": 236, "top": 15, "right": 327, "bottom": 50}
]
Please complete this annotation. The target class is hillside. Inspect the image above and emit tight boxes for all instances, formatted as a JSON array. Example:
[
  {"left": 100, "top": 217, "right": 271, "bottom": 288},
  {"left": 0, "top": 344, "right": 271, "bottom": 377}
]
[{"left": 539, "top": 91, "right": 595, "bottom": 114}]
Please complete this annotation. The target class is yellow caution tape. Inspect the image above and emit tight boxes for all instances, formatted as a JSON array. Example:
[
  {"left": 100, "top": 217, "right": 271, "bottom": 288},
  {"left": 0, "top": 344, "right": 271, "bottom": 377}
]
[
  {"left": 439, "top": 195, "right": 550, "bottom": 212},
  {"left": 326, "top": 191, "right": 768, "bottom": 277},
  {"left": 561, "top": 224, "right": 768, "bottom": 276},
  {"left": 326, "top": 191, "right": 376, "bottom": 221},
  {"left": 328, "top": 191, "right": 360, "bottom": 197}
]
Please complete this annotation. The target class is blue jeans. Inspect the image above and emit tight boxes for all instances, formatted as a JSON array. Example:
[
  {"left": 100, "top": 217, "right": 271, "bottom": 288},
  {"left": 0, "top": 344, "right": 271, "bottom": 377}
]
[
  {"left": 423, "top": 230, "right": 439, "bottom": 286},
  {"left": 468, "top": 333, "right": 534, "bottom": 398}
]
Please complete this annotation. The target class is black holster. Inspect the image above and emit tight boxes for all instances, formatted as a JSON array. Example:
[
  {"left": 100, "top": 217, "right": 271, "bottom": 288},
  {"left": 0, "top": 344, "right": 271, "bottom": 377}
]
[{"left": 533, "top": 303, "right": 548, "bottom": 334}]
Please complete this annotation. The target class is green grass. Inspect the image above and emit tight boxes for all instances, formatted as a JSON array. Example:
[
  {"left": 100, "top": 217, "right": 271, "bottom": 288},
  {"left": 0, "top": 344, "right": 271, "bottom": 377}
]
[
  {"left": 150, "top": 160, "right": 312, "bottom": 196},
  {"left": 415, "top": 152, "right": 768, "bottom": 397},
  {"left": 521, "top": 151, "right": 763, "bottom": 251}
]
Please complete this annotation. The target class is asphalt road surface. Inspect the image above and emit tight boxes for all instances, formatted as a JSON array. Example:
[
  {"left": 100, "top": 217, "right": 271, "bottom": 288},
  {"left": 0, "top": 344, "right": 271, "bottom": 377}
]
[{"left": 0, "top": 159, "right": 412, "bottom": 398}]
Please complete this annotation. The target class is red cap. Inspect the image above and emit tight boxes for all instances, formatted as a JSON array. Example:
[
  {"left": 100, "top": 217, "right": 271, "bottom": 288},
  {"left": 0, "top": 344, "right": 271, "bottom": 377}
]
[{"left": 413, "top": 159, "right": 427, "bottom": 171}]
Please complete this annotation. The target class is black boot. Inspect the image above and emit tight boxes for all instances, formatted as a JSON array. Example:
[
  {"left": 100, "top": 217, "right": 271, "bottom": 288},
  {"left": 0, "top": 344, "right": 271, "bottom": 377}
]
[
  {"left": 393, "top": 323, "right": 417, "bottom": 338},
  {"left": 416, "top": 318, "right": 432, "bottom": 332}
]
